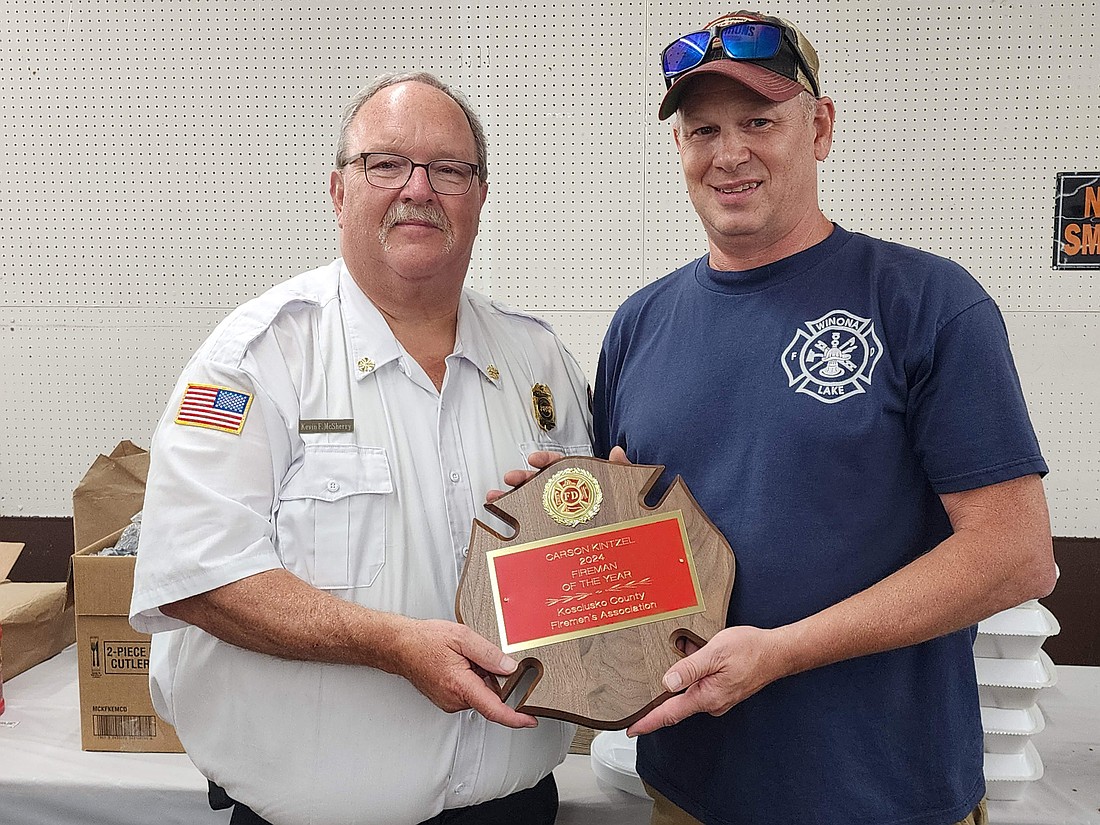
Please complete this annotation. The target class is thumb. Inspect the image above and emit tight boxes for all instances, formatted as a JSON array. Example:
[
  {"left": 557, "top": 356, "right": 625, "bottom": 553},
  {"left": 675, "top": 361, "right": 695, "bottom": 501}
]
[
  {"left": 662, "top": 646, "right": 707, "bottom": 693},
  {"left": 608, "top": 445, "right": 631, "bottom": 465},
  {"left": 456, "top": 628, "right": 519, "bottom": 677}
]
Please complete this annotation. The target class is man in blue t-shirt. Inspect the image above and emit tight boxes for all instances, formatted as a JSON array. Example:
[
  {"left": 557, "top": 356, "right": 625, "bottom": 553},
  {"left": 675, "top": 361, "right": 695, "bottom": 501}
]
[{"left": 590, "top": 10, "right": 1055, "bottom": 825}]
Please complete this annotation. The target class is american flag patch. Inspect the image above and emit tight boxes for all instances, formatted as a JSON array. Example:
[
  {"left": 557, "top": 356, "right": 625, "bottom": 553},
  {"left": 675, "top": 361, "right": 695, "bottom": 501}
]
[{"left": 175, "top": 383, "right": 253, "bottom": 435}]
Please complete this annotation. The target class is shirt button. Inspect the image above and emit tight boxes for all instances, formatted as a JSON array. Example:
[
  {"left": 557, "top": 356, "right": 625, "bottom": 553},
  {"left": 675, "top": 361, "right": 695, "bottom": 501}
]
[
  {"left": 449, "top": 471, "right": 461, "bottom": 482},
  {"left": 468, "top": 709, "right": 477, "bottom": 720},
  {"left": 326, "top": 480, "right": 340, "bottom": 493},
  {"left": 453, "top": 783, "right": 465, "bottom": 794},
  {"left": 461, "top": 546, "right": 469, "bottom": 558}
]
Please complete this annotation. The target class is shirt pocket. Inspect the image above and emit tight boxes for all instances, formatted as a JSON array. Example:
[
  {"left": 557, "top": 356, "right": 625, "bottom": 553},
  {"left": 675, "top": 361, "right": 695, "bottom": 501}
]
[
  {"left": 517, "top": 440, "right": 594, "bottom": 468},
  {"left": 276, "top": 444, "right": 393, "bottom": 589}
]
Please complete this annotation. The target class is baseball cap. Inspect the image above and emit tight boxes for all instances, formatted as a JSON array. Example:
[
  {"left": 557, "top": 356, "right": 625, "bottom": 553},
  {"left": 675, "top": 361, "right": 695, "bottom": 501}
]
[{"left": 658, "top": 10, "right": 822, "bottom": 121}]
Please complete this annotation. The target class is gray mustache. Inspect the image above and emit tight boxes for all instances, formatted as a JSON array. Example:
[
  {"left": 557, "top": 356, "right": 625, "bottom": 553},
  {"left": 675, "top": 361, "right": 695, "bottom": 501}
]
[{"left": 381, "top": 202, "right": 451, "bottom": 233}]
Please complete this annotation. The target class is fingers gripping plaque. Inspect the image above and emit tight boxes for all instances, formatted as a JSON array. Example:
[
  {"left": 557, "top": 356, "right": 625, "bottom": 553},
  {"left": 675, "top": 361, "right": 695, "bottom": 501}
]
[{"left": 456, "top": 456, "right": 735, "bottom": 730}]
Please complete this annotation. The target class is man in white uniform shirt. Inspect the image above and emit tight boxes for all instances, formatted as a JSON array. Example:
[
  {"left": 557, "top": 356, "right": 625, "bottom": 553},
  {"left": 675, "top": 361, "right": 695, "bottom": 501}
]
[{"left": 129, "top": 72, "right": 593, "bottom": 825}]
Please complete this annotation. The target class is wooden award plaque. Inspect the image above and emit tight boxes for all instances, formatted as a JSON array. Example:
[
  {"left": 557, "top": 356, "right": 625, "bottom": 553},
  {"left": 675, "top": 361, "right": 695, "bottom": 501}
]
[{"left": 456, "top": 456, "right": 735, "bottom": 730}]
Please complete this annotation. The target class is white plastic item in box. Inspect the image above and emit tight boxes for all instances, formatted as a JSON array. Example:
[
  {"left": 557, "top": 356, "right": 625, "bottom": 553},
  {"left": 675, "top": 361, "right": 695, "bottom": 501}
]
[
  {"left": 984, "top": 740, "right": 1044, "bottom": 800},
  {"left": 981, "top": 704, "right": 1045, "bottom": 754},
  {"left": 590, "top": 729, "right": 647, "bottom": 798},
  {"left": 974, "top": 650, "right": 1058, "bottom": 709},
  {"left": 974, "top": 603, "right": 1060, "bottom": 659}
]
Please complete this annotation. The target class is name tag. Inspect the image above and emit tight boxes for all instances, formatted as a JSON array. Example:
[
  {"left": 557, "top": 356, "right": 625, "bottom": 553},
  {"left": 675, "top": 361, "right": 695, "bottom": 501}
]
[{"left": 299, "top": 419, "right": 354, "bottom": 434}]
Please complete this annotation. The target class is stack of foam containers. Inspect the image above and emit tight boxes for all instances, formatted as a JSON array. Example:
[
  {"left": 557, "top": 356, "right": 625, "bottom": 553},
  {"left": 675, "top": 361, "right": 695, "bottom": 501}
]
[{"left": 974, "top": 599, "right": 1060, "bottom": 801}]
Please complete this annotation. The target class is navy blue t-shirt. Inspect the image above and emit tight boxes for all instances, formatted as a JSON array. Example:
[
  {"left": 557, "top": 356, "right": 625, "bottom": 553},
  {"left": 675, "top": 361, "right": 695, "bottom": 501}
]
[{"left": 594, "top": 225, "right": 1047, "bottom": 825}]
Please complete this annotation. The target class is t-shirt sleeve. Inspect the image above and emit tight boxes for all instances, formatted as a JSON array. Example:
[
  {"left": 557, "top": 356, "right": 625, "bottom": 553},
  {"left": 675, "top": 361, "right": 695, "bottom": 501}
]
[
  {"left": 906, "top": 297, "right": 1047, "bottom": 494},
  {"left": 129, "top": 358, "right": 292, "bottom": 633}
]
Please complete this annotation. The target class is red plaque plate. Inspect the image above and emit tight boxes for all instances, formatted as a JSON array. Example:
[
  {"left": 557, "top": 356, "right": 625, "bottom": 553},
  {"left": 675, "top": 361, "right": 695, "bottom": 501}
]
[{"left": 488, "top": 512, "right": 703, "bottom": 653}]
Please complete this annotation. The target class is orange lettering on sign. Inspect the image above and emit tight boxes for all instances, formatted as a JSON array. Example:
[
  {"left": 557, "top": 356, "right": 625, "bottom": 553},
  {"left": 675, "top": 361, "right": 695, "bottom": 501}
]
[
  {"left": 1064, "top": 224, "right": 1081, "bottom": 256},
  {"left": 1082, "top": 223, "right": 1100, "bottom": 255},
  {"left": 1064, "top": 223, "right": 1100, "bottom": 256},
  {"left": 1085, "top": 186, "right": 1100, "bottom": 218}
]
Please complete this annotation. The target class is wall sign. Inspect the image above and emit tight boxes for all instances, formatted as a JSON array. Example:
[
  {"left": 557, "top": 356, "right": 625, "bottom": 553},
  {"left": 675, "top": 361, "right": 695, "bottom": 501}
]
[{"left": 1054, "top": 173, "right": 1100, "bottom": 269}]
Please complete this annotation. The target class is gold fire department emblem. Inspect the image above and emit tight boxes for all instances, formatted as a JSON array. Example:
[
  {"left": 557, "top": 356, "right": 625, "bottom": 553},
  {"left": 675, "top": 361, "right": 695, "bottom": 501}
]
[
  {"left": 531, "top": 383, "right": 556, "bottom": 431},
  {"left": 542, "top": 467, "right": 603, "bottom": 527}
]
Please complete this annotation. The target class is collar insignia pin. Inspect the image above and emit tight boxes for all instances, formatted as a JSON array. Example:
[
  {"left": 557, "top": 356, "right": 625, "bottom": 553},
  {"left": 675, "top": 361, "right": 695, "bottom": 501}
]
[{"left": 357, "top": 357, "right": 376, "bottom": 374}]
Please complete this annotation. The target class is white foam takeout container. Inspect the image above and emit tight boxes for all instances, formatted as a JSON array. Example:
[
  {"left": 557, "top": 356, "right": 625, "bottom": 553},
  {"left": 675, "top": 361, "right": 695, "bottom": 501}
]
[
  {"left": 981, "top": 704, "right": 1046, "bottom": 754},
  {"left": 984, "top": 740, "right": 1044, "bottom": 801},
  {"left": 589, "top": 704, "right": 1048, "bottom": 802},
  {"left": 975, "top": 602, "right": 1061, "bottom": 659},
  {"left": 974, "top": 650, "right": 1058, "bottom": 710},
  {"left": 590, "top": 729, "right": 647, "bottom": 799}
]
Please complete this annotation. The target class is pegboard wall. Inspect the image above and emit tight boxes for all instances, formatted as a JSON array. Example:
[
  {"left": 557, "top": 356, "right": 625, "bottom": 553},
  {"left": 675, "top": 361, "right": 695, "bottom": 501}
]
[{"left": 1, "top": 1, "right": 1097, "bottom": 536}]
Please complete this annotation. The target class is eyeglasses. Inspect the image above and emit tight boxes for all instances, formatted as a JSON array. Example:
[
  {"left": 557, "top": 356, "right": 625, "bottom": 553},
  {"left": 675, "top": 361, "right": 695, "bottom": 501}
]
[
  {"left": 353, "top": 152, "right": 479, "bottom": 195},
  {"left": 661, "top": 21, "right": 818, "bottom": 96}
]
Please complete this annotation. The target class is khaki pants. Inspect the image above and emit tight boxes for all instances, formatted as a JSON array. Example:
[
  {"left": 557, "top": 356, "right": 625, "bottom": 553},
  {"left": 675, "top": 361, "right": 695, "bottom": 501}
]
[{"left": 645, "top": 782, "right": 989, "bottom": 825}]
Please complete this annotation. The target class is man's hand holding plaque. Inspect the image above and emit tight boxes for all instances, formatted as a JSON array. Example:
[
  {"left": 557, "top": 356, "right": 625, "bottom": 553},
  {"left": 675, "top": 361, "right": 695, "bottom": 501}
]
[{"left": 457, "top": 453, "right": 735, "bottom": 730}]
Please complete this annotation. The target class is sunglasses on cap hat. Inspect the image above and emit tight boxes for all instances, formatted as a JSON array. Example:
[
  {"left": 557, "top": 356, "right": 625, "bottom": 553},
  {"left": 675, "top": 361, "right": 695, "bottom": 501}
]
[{"left": 659, "top": 12, "right": 821, "bottom": 119}]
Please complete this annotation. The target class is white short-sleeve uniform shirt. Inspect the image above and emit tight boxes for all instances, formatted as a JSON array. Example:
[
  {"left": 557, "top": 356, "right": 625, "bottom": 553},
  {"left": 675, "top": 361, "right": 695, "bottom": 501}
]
[{"left": 130, "top": 260, "right": 593, "bottom": 825}]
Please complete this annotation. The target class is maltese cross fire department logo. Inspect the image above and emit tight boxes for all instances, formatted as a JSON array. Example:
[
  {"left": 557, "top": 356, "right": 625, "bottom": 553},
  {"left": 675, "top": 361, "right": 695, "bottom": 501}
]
[
  {"left": 781, "top": 310, "right": 883, "bottom": 404},
  {"left": 542, "top": 467, "right": 603, "bottom": 527}
]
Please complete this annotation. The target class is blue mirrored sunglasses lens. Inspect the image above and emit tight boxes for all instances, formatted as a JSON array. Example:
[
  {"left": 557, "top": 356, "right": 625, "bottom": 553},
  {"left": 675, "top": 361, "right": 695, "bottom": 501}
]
[
  {"left": 662, "top": 31, "right": 713, "bottom": 76},
  {"left": 719, "top": 23, "right": 782, "bottom": 59}
]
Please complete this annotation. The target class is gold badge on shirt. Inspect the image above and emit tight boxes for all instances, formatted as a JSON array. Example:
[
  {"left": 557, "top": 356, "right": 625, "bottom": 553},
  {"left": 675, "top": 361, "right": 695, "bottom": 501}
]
[{"left": 531, "top": 383, "right": 556, "bottom": 431}]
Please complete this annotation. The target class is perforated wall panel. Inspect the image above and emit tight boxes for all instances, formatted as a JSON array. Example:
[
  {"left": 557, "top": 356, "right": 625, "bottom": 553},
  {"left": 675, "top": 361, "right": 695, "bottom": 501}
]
[{"left": 1, "top": 1, "right": 1097, "bottom": 537}]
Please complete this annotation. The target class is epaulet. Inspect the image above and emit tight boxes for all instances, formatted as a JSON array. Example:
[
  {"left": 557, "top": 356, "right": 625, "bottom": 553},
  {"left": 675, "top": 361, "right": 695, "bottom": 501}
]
[
  {"left": 200, "top": 260, "right": 342, "bottom": 366},
  {"left": 487, "top": 297, "right": 556, "bottom": 334}
]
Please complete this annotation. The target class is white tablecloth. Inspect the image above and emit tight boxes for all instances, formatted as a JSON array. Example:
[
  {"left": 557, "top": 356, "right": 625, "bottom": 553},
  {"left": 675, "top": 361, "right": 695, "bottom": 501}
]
[
  {"left": 0, "top": 645, "right": 650, "bottom": 825},
  {"left": 1, "top": 645, "right": 1096, "bottom": 825}
]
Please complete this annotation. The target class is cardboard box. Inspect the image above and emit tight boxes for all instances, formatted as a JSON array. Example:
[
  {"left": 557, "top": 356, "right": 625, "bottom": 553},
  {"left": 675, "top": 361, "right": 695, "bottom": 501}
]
[
  {"left": 71, "top": 531, "right": 184, "bottom": 753},
  {"left": 73, "top": 440, "right": 149, "bottom": 553},
  {"left": 0, "top": 541, "right": 76, "bottom": 680}
]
